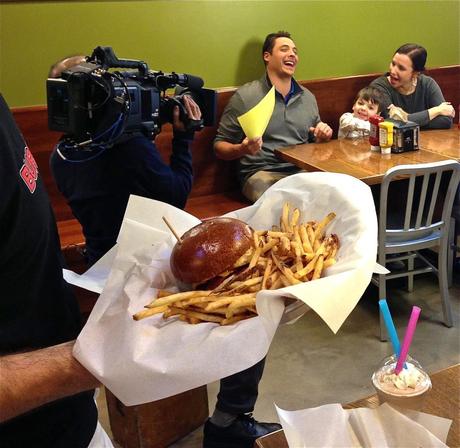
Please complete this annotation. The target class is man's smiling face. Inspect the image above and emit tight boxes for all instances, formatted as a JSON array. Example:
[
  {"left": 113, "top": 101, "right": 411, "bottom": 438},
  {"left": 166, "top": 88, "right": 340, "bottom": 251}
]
[{"left": 264, "top": 37, "right": 298, "bottom": 79}]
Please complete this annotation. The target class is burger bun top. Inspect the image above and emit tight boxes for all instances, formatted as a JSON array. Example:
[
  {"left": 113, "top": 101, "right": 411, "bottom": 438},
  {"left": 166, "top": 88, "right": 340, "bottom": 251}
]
[{"left": 170, "top": 217, "right": 254, "bottom": 285}]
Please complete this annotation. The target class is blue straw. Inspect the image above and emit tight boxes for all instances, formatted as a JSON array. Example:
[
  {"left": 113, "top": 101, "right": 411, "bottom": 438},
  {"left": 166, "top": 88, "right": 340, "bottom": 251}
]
[{"left": 379, "top": 299, "right": 401, "bottom": 356}]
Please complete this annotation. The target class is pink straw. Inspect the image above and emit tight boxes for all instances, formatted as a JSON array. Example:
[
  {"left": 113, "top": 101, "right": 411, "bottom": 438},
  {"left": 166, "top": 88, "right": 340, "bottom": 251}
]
[{"left": 395, "top": 306, "right": 421, "bottom": 374}]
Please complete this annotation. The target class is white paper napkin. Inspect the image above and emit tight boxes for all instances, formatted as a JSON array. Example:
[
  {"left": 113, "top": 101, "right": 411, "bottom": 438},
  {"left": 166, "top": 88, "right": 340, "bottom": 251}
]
[{"left": 276, "top": 402, "right": 452, "bottom": 447}]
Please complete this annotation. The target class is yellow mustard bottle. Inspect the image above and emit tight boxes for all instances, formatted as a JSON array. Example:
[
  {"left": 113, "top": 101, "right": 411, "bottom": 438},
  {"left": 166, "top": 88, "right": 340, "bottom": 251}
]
[{"left": 378, "top": 122, "right": 394, "bottom": 154}]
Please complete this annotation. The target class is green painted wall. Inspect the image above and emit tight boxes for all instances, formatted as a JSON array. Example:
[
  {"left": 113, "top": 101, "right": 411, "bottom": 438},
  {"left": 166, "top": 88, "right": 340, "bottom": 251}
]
[{"left": 1, "top": 0, "right": 459, "bottom": 107}]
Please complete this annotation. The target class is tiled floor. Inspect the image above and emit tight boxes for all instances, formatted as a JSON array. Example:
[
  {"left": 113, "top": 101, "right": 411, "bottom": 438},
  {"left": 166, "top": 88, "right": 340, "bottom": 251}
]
[{"left": 97, "top": 272, "right": 460, "bottom": 447}]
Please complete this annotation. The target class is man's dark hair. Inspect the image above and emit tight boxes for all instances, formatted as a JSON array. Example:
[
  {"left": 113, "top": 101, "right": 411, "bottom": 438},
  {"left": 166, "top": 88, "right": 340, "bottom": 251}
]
[
  {"left": 354, "top": 86, "right": 383, "bottom": 112},
  {"left": 262, "top": 31, "right": 292, "bottom": 59},
  {"left": 395, "top": 43, "right": 427, "bottom": 72}
]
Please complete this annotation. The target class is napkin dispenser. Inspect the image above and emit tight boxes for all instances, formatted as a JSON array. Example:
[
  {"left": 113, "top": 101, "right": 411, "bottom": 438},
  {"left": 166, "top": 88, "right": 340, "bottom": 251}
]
[{"left": 389, "top": 119, "right": 420, "bottom": 153}]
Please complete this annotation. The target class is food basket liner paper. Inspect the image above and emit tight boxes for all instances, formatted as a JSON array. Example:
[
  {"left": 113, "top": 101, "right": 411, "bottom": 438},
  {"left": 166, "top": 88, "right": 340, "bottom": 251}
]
[
  {"left": 276, "top": 402, "right": 452, "bottom": 447},
  {"left": 74, "top": 172, "right": 377, "bottom": 405}
]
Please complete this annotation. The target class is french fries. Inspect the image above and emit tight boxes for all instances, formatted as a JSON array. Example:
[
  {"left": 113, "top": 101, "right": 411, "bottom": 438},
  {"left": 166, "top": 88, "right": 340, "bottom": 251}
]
[{"left": 133, "top": 203, "right": 339, "bottom": 325}]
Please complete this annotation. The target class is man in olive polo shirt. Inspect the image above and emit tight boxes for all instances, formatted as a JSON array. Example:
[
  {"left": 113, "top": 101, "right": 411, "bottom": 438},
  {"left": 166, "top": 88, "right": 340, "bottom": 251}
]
[
  {"left": 204, "top": 31, "right": 332, "bottom": 448},
  {"left": 214, "top": 31, "right": 332, "bottom": 202}
]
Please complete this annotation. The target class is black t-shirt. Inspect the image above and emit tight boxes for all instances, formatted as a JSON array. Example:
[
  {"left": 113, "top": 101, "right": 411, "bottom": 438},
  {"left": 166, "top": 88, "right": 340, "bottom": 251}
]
[{"left": 0, "top": 95, "right": 97, "bottom": 447}]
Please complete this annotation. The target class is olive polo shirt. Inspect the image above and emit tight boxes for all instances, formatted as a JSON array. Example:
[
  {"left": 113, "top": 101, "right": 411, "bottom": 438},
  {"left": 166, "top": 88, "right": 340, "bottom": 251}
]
[{"left": 215, "top": 75, "right": 321, "bottom": 185}]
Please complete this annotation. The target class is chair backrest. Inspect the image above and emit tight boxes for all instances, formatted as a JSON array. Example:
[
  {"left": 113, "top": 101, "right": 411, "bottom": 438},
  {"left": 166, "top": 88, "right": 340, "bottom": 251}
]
[
  {"left": 452, "top": 185, "right": 460, "bottom": 221},
  {"left": 379, "top": 160, "right": 460, "bottom": 248}
]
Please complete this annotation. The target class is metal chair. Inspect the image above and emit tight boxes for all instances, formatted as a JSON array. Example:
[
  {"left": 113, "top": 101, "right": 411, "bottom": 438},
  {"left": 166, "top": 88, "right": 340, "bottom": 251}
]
[
  {"left": 371, "top": 160, "right": 460, "bottom": 341},
  {"left": 448, "top": 186, "right": 460, "bottom": 285}
]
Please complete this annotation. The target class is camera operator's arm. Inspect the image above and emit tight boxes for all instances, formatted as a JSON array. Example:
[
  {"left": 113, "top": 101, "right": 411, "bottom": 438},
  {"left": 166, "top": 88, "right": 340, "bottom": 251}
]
[
  {"left": 0, "top": 341, "right": 100, "bottom": 423},
  {"left": 164, "top": 95, "right": 202, "bottom": 207},
  {"left": 123, "top": 96, "right": 201, "bottom": 209}
]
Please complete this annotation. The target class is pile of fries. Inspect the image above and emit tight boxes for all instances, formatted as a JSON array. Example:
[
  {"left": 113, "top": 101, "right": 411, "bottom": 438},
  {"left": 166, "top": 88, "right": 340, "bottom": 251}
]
[{"left": 133, "top": 203, "right": 339, "bottom": 325}]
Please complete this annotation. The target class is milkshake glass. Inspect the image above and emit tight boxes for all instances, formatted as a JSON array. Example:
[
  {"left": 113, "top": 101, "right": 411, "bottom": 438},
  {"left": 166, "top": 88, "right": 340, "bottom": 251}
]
[{"left": 372, "top": 354, "right": 432, "bottom": 410}]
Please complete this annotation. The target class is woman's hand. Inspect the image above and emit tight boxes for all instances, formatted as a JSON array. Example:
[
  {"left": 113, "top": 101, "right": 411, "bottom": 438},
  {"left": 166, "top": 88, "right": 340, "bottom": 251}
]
[
  {"left": 428, "top": 102, "right": 455, "bottom": 121},
  {"left": 435, "top": 102, "right": 455, "bottom": 117},
  {"left": 388, "top": 104, "right": 408, "bottom": 122}
]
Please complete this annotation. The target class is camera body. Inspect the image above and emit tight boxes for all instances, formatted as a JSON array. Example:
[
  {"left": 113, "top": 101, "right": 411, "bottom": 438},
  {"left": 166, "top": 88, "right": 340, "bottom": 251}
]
[{"left": 47, "top": 47, "right": 216, "bottom": 147}]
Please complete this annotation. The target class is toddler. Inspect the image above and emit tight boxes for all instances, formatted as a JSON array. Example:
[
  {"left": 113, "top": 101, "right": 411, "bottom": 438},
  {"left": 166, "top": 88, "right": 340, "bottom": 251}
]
[{"left": 338, "top": 87, "right": 382, "bottom": 139}]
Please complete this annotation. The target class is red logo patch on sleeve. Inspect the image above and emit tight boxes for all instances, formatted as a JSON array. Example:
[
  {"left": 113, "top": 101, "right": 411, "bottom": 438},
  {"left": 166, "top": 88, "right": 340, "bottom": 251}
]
[{"left": 20, "top": 146, "right": 39, "bottom": 193}]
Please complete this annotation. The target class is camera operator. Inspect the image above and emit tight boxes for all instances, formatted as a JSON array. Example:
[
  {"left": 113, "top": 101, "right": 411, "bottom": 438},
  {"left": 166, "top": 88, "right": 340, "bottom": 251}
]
[
  {"left": 49, "top": 54, "right": 280, "bottom": 448},
  {"left": 49, "top": 56, "right": 202, "bottom": 266}
]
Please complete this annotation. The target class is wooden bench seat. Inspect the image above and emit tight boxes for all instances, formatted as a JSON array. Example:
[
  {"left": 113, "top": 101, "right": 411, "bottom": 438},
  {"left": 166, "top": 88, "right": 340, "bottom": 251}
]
[
  {"left": 186, "top": 191, "right": 250, "bottom": 219},
  {"left": 57, "top": 193, "right": 249, "bottom": 248},
  {"left": 13, "top": 65, "right": 459, "bottom": 256},
  {"left": 57, "top": 219, "right": 85, "bottom": 249}
]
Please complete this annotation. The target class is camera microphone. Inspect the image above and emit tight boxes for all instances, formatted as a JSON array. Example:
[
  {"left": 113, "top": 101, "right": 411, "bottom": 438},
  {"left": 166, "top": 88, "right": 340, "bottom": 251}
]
[
  {"left": 173, "top": 73, "right": 204, "bottom": 90},
  {"left": 155, "top": 72, "right": 204, "bottom": 90}
]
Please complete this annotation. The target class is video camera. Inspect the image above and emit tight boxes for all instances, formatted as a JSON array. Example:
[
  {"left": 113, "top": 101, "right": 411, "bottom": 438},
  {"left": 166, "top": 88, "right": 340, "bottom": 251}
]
[{"left": 47, "top": 46, "right": 216, "bottom": 151}]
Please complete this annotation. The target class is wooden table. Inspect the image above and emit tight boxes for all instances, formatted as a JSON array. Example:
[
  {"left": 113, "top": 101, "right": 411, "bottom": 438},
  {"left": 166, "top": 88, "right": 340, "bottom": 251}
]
[
  {"left": 418, "top": 128, "right": 460, "bottom": 160},
  {"left": 255, "top": 363, "right": 460, "bottom": 448},
  {"left": 275, "top": 129, "right": 459, "bottom": 185}
]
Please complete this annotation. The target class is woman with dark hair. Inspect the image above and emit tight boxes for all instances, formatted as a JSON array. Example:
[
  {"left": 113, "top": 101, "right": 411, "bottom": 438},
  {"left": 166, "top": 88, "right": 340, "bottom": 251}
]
[{"left": 371, "top": 43, "right": 455, "bottom": 129}]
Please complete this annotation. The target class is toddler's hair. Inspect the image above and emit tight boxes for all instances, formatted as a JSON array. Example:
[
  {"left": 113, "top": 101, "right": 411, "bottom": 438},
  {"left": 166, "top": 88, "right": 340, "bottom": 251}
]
[{"left": 354, "top": 86, "right": 383, "bottom": 112}]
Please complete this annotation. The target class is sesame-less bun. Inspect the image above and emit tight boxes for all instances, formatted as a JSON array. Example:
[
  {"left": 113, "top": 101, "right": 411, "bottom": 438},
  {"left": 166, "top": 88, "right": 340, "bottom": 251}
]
[{"left": 170, "top": 217, "right": 254, "bottom": 285}]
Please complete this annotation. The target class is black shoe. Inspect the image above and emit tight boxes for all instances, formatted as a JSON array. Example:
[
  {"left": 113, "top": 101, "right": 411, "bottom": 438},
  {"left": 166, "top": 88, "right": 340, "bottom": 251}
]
[{"left": 203, "top": 413, "right": 282, "bottom": 448}]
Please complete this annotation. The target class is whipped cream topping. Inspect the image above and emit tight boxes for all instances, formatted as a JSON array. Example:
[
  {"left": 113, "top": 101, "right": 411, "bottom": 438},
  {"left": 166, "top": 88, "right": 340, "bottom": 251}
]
[
  {"left": 373, "top": 361, "right": 431, "bottom": 396},
  {"left": 382, "top": 363, "right": 423, "bottom": 390}
]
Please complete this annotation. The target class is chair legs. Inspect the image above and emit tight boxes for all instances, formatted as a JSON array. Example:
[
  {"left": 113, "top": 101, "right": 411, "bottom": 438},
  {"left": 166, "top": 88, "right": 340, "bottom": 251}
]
[
  {"left": 377, "top": 243, "right": 454, "bottom": 341},
  {"left": 448, "top": 216, "right": 455, "bottom": 288},
  {"left": 438, "top": 236, "right": 453, "bottom": 327},
  {"left": 378, "top": 273, "right": 387, "bottom": 341},
  {"left": 379, "top": 309, "right": 387, "bottom": 342},
  {"left": 407, "top": 256, "right": 414, "bottom": 292}
]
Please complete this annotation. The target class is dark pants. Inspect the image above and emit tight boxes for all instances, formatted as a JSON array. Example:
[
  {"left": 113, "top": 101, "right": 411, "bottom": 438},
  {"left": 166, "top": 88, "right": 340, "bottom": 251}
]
[{"left": 215, "top": 357, "right": 266, "bottom": 414}]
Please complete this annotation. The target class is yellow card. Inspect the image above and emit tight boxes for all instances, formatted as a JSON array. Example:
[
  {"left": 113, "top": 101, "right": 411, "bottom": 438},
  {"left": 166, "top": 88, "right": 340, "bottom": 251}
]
[{"left": 237, "top": 86, "right": 275, "bottom": 139}]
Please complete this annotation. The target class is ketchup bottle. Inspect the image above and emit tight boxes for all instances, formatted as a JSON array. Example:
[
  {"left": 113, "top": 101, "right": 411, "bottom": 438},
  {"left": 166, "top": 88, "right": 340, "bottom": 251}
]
[{"left": 369, "top": 115, "right": 384, "bottom": 151}]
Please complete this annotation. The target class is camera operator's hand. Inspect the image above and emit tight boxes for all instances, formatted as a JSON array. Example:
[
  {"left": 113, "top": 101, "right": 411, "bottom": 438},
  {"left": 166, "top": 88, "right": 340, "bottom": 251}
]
[{"left": 173, "top": 95, "right": 202, "bottom": 132}]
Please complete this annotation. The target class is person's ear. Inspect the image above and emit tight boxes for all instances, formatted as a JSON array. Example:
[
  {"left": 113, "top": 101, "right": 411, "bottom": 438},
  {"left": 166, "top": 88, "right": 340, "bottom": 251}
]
[
  {"left": 49, "top": 55, "right": 86, "bottom": 78},
  {"left": 263, "top": 51, "right": 271, "bottom": 64}
]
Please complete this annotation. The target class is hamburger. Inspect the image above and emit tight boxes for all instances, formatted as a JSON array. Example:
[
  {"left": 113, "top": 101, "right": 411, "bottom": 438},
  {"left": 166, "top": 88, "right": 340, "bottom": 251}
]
[{"left": 170, "top": 217, "right": 254, "bottom": 286}]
